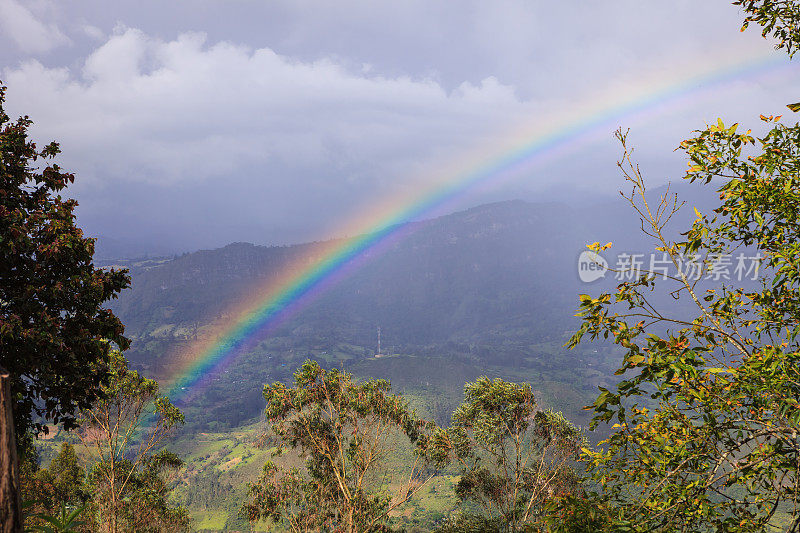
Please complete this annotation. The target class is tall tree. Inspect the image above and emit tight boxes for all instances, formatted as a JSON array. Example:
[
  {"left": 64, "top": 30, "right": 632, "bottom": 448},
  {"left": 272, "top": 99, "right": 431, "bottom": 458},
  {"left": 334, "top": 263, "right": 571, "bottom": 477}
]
[
  {"left": 0, "top": 83, "right": 130, "bottom": 440},
  {"left": 447, "top": 377, "right": 585, "bottom": 531},
  {"left": 20, "top": 442, "right": 88, "bottom": 530},
  {"left": 47, "top": 442, "right": 86, "bottom": 507},
  {"left": 86, "top": 451, "right": 188, "bottom": 533},
  {"left": 78, "top": 351, "right": 185, "bottom": 533},
  {"left": 563, "top": 4, "right": 800, "bottom": 531},
  {"left": 242, "top": 360, "right": 450, "bottom": 533},
  {"left": 570, "top": 122, "right": 800, "bottom": 531}
]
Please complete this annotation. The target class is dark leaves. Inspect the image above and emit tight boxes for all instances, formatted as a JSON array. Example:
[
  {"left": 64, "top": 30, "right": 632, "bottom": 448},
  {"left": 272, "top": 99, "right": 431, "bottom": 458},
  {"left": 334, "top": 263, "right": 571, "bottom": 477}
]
[{"left": 0, "top": 81, "right": 130, "bottom": 438}]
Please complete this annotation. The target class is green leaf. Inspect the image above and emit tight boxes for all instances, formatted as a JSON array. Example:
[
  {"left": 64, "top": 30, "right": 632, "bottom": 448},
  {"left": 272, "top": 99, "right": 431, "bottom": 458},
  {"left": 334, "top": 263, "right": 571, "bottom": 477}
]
[
  {"left": 787, "top": 102, "right": 800, "bottom": 112},
  {"left": 706, "top": 367, "right": 732, "bottom": 374}
]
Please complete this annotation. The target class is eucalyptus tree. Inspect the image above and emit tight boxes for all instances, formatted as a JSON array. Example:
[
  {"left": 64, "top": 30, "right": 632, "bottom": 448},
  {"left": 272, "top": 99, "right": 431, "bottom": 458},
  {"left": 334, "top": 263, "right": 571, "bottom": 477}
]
[
  {"left": 569, "top": 119, "right": 800, "bottom": 531},
  {"left": 78, "top": 352, "right": 186, "bottom": 533},
  {"left": 562, "top": 2, "right": 800, "bottom": 530},
  {"left": 448, "top": 377, "right": 585, "bottom": 531},
  {"left": 243, "top": 360, "right": 450, "bottom": 533}
]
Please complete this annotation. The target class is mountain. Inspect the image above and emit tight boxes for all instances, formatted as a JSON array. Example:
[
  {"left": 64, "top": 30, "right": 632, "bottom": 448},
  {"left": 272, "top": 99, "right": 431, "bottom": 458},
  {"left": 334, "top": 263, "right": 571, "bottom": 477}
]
[
  {"left": 112, "top": 183, "right": 715, "bottom": 341},
  {"left": 112, "top": 199, "right": 593, "bottom": 360},
  {"left": 108, "top": 184, "right": 720, "bottom": 431}
]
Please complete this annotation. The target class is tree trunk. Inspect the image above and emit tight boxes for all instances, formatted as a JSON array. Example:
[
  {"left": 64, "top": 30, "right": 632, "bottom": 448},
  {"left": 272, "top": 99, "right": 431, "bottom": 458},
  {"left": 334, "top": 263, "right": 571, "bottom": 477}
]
[{"left": 0, "top": 367, "right": 21, "bottom": 532}]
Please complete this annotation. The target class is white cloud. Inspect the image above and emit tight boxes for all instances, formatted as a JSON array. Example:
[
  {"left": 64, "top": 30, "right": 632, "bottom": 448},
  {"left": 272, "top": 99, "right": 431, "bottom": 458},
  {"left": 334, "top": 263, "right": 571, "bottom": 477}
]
[
  {"left": 80, "top": 24, "right": 105, "bottom": 41},
  {"left": 2, "top": 28, "right": 529, "bottom": 189},
  {"left": 0, "top": 0, "right": 69, "bottom": 54}
]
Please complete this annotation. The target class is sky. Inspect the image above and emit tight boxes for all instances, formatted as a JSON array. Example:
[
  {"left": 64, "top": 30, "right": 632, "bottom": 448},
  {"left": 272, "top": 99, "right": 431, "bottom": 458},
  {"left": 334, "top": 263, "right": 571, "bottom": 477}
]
[{"left": 0, "top": 0, "right": 797, "bottom": 255}]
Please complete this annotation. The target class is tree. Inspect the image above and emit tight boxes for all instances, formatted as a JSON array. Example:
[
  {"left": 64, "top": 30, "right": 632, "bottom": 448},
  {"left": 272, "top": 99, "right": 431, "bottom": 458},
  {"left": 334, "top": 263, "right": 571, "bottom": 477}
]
[
  {"left": 446, "top": 377, "right": 585, "bottom": 531},
  {"left": 86, "top": 451, "right": 189, "bottom": 533},
  {"left": 563, "top": 4, "right": 800, "bottom": 531},
  {"left": 540, "top": 493, "right": 630, "bottom": 533},
  {"left": 0, "top": 366, "right": 22, "bottom": 532},
  {"left": 569, "top": 120, "right": 800, "bottom": 531},
  {"left": 0, "top": 83, "right": 130, "bottom": 440},
  {"left": 242, "top": 360, "right": 450, "bottom": 533},
  {"left": 77, "top": 352, "right": 185, "bottom": 533},
  {"left": 20, "top": 442, "right": 88, "bottom": 531},
  {"left": 47, "top": 443, "right": 86, "bottom": 507},
  {"left": 734, "top": 0, "right": 800, "bottom": 57}
]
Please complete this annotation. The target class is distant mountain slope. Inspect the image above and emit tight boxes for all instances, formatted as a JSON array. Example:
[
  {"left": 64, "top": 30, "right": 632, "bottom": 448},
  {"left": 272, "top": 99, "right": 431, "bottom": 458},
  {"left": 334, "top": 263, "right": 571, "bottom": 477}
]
[
  {"left": 111, "top": 184, "right": 717, "bottom": 355},
  {"left": 301, "top": 200, "right": 587, "bottom": 346},
  {"left": 111, "top": 200, "right": 588, "bottom": 348},
  {"left": 97, "top": 187, "right": 728, "bottom": 529},
  {"left": 107, "top": 185, "right": 724, "bottom": 432},
  {"left": 111, "top": 240, "right": 324, "bottom": 337}
]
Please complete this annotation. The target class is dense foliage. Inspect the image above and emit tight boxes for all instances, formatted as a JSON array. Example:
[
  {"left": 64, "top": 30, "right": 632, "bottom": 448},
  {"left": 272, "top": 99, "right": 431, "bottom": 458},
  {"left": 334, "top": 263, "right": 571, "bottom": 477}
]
[
  {"left": 0, "top": 83, "right": 130, "bottom": 439},
  {"left": 734, "top": 0, "right": 800, "bottom": 56},
  {"left": 21, "top": 442, "right": 87, "bottom": 521},
  {"left": 19, "top": 358, "right": 187, "bottom": 533},
  {"left": 243, "top": 360, "right": 450, "bottom": 532},
  {"left": 86, "top": 451, "right": 188, "bottom": 533},
  {"left": 562, "top": 3, "right": 800, "bottom": 531},
  {"left": 448, "top": 377, "right": 585, "bottom": 530},
  {"left": 568, "top": 95, "right": 800, "bottom": 533}
]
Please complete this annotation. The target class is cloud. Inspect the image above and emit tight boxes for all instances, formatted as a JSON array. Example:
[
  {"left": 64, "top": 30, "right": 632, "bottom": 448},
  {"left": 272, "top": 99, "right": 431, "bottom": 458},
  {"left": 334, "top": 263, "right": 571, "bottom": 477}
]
[
  {"left": 80, "top": 24, "right": 105, "bottom": 41},
  {"left": 0, "top": 0, "right": 69, "bottom": 54},
  {"left": 1, "top": 27, "right": 537, "bottom": 246},
  {"left": 2, "top": 27, "right": 528, "bottom": 188},
  {"left": 0, "top": 19, "right": 796, "bottom": 251}
]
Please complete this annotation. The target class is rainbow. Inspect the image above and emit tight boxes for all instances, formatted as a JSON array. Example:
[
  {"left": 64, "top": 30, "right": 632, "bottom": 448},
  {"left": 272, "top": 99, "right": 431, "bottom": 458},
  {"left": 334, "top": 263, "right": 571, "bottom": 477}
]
[{"left": 163, "top": 50, "right": 794, "bottom": 403}]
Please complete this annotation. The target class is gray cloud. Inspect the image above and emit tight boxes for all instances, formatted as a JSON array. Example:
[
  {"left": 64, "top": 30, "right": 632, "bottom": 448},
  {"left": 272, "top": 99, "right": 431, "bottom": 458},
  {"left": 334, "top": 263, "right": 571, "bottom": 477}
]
[{"left": 0, "top": 1, "right": 796, "bottom": 254}]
